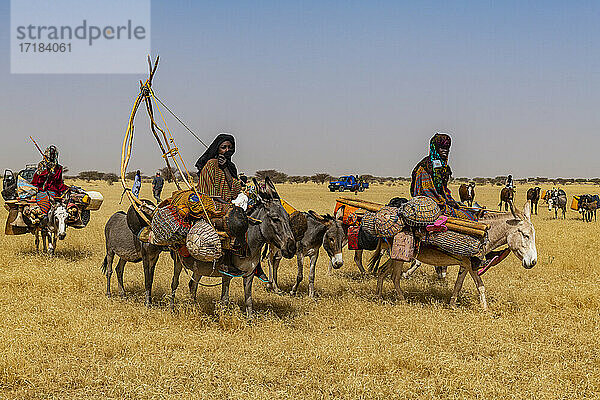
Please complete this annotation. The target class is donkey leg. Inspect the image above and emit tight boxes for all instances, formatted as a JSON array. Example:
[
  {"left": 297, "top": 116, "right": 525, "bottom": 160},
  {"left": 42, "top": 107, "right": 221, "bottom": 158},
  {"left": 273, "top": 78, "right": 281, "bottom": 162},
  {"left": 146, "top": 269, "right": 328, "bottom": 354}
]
[
  {"left": 468, "top": 258, "right": 487, "bottom": 310},
  {"left": 50, "top": 232, "right": 57, "bottom": 255},
  {"left": 103, "top": 253, "right": 114, "bottom": 297},
  {"left": 290, "top": 253, "right": 305, "bottom": 296},
  {"left": 308, "top": 252, "right": 319, "bottom": 299},
  {"left": 34, "top": 230, "right": 40, "bottom": 253},
  {"left": 142, "top": 246, "right": 159, "bottom": 307},
  {"left": 243, "top": 273, "right": 254, "bottom": 317},
  {"left": 270, "top": 250, "right": 283, "bottom": 294},
  {"left": 435, "top": 265, "right": 447, "bottom": 279},
  {"left": 115, "top": 258, "right": 127, "bottom": 297},
  {"left": 375, "top": 259, "right": 391, "bottom": 297},
  {"left": 390, "top": 260, "right": 405, "bottom": 301},
  {"left": 265, "top": 248, "right": 274, "bottom": 291},
  {"left": 402, "top": 259, "right": 421, "bottom": 279},
  {"left": 220, "top": 275, "right": 232, "bottom": 306},
  {"left": 450, "top": 267, "right": 468, "bottom": 308},
  {"left": 42, "top": 230, "right": 49, "bottom": 253},
  {"left": 170, "top": 256, "right": 183, "bottom": 310},
  {"left": 354, "top": 250, "right": 366, "bottom": 274}
]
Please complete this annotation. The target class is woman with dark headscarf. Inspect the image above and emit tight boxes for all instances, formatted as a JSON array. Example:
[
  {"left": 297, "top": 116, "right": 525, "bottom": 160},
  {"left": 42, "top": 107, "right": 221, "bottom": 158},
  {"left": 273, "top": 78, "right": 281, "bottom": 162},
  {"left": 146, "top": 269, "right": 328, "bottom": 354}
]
[
  {"left": 411, "top": 133, "right": 477, "bottom": 220},
  {"left": 195, "top": 133, "right": 269, "bottom": 280},
  {"left": 31, "top": 145, "right": 69, "bottom": 197},
  {"left": 195, "top": 133, "right": 241, "bottom": 214}
]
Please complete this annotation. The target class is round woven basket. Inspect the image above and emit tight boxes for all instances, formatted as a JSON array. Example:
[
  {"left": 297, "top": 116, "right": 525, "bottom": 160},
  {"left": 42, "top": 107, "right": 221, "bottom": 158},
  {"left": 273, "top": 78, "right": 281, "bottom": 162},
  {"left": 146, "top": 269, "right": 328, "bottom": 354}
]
[
  {"left": 186, "top": 220, "right": 222, "bottom": 262},
  {"left": 401, "top": 196, "right": 442, "bottom": 227},
  {"left": 373, "top": 206, "right": 404, "bottom": 237}
]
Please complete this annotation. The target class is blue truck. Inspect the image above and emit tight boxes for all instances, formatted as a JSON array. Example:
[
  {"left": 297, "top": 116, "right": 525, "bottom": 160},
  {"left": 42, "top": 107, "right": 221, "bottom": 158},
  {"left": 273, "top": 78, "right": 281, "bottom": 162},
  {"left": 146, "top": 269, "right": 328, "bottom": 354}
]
[{"left": 328, "top": 176, "right": 369, "bottom": 192}]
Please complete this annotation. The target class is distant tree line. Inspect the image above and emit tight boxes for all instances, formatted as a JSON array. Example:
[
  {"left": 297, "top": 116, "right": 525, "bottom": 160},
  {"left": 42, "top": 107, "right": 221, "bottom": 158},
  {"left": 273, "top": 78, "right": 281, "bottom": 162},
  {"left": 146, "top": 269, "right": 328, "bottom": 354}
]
[{"left": 64, "top": 168, "right": 600, "bottom": 187}]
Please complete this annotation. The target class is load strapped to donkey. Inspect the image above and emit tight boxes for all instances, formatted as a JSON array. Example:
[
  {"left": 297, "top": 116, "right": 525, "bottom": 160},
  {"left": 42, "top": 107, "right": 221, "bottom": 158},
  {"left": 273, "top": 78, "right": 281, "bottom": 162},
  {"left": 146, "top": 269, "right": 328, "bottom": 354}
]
[
  {"left": 3, "top": 140, "right": 103, "bottom": 237},
  {"left": 121, "top": 56, "right": 250, "bottom": 263},
  {"left": 336, "top": 196, "right": 508, "bottom": 275}
]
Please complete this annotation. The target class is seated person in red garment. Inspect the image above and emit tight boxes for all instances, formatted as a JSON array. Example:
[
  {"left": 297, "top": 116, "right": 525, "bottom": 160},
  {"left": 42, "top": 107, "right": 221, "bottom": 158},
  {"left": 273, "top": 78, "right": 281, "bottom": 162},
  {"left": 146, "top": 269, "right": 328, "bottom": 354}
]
[{"left": 31, "top": 145, "right": 69, "bottom": 197}]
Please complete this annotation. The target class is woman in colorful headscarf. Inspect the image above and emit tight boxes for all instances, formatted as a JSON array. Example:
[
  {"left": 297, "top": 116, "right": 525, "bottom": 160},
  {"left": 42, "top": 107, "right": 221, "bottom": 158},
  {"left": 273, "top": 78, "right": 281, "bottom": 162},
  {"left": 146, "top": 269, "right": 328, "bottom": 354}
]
[
  {"left": 195, "top": 133, "right": 241, "bottom": 214},
  {"left": 410, "top": 133, "right": 477, "bottom": 220},
  {"left": 31, "top": 145, "right": 69, "bottom": 197}
]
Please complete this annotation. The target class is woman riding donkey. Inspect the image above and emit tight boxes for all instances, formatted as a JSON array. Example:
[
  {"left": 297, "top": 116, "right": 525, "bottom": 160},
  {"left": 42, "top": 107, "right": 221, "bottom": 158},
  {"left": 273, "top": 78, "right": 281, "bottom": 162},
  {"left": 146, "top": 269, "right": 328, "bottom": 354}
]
[
  {"left": 410, "top": 133, "right": 506, "bottom": 273},
  {"left": 31, "top": 145, "right": 69, "bottom": 198},
  {"left": 411, "top": 133, "right": 479, "bottom": 221},
  {"left": 195, "top": 133, "right": 268, "bottom": 281}
]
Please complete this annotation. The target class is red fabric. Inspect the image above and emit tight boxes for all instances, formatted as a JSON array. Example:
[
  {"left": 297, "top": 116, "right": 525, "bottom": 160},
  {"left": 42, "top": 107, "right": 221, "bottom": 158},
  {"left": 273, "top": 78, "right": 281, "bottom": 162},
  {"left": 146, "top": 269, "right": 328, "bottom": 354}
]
[
  {"left": 347, "top": 226, "right": 360, "bottom": 250},
  {"left": 179, "top": 245, "right": 191, "bottom": 258},
  {"left": 31, "top": 166, "right": 69, "bottom": 194}
]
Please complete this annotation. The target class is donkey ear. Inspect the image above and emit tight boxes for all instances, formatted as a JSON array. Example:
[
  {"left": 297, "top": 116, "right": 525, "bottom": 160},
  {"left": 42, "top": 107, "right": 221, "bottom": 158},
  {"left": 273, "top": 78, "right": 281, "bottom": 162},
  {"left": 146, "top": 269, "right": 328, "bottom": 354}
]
[
  {"left": 334, "top": 205, "right": 344, "bottom": 221},
  {"left": 264, "top": 177, "right": 280, "bottom": 199},
  {"left": 308, "top": 210, "right": 326, "bottom": 222},
  {"left": 523, "top": 201, "right": 532, "bottom": 222},
  {"left": 509, "top": 201, "right": 520, "bottom": 220},
  {"left": 251, "top": 178, "right": 266, "bottom": 203}
]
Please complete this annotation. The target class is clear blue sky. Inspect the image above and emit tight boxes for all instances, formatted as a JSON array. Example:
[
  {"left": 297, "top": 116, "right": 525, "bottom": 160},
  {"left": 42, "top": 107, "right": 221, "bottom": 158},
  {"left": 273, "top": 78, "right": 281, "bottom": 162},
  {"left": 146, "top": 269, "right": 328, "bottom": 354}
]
[{"left": 1, "top": 1, "right": 599, "bottom": 178}]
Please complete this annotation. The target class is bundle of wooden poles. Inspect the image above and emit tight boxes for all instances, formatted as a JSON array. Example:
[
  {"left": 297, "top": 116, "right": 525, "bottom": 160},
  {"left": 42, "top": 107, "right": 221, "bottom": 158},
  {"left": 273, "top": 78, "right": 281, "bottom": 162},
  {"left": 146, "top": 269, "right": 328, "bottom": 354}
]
[{"left": 336, "top": 197, "right": 490, "bottom": 238}]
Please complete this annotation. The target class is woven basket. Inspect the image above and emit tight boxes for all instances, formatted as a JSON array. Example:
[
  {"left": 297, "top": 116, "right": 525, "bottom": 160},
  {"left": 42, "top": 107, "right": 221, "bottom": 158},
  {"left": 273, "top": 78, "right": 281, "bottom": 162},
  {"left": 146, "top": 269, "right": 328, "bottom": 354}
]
[
  {"left": 423, "top": 230, "right": 485, "bottom": 257},
  {"left": 373, "top": 206, "right": 404, "bottom": 237},
  {"left": 150, "top": 205, "right": 191, "bottom": 246},
  {"left": 186, "top": 219, "right": 222, "bottom": 262},
  {"left": 401, "top": 196, "right": 442, "bottom": 227},
  {"left": 360, "top": 211, "right": 377, "bottom": 236}
]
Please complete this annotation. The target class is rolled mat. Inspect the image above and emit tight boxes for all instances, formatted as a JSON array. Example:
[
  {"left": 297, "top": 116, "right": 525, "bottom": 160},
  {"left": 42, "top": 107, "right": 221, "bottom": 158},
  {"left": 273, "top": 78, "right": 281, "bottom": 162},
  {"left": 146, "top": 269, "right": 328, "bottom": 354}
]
[
  {"left": 445, "top": 222, "right": 486, "bottom": 238},
  {"left": 423, "top": 230, "right": 485, "bottom": 257},
  {"left": 445, "top": 217, "right": 489, "bottom": 231},
  {"left": 336, "top": 198, "right": 383, "bottom": 213}
]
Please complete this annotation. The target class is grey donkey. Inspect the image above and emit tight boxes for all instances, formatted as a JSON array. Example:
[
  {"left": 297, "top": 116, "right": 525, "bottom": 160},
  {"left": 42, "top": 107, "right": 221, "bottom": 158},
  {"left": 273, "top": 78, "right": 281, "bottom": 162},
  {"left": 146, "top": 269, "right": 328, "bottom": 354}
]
[
  {"left": 101, "top": 210, "right": 166, "bottom": 299},
  {"left": 265, "top": 207, "right": 346, "bottom": 298},
  {"left": 170, "top": 177, "right": 297, "bottom": 316}
]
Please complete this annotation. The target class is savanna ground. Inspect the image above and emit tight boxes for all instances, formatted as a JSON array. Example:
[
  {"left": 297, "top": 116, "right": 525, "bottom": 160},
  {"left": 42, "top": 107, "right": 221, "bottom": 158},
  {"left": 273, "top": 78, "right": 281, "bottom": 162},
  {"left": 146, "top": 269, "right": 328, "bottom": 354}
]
[{"left": 0, "top": 180, "right": 599, "bottom": 399}]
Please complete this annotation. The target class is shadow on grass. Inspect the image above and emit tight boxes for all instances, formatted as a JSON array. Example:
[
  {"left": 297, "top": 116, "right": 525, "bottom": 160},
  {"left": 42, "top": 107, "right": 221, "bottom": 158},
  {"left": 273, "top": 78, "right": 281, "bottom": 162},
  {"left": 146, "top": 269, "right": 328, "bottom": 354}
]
[
  {"left": 16, "top": 247, "right": 94, "bottom": 261},
  {"left": 117, "top": 279, "right": 300, "bottom": 319}
]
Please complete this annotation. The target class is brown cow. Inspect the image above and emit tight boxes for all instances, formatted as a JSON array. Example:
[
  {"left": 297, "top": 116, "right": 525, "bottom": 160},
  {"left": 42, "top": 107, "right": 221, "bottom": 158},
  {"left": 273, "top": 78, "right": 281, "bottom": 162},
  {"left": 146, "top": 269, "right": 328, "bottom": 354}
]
[
  {"left": 526, "top": 187, "right": 541, "bottom": 215},
  {"left": 459, "top": 182, "right": 475, "bottom": 207}
]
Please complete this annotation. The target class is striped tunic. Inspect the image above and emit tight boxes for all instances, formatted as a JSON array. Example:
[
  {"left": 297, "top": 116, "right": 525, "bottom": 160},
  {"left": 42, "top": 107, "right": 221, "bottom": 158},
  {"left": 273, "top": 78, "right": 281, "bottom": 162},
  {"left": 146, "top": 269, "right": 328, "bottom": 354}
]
[
  {"left": 197, "top": 158, "right": 241, "bottom": 214},
  {"left": 411, "top": 166, "right": 477, "bottom": 221}
]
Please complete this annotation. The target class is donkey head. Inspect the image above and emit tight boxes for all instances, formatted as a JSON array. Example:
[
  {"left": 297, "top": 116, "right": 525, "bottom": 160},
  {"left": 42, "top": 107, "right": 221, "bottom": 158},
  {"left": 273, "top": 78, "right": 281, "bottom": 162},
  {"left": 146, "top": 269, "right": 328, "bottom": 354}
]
[
  {"left": 51, "top": 199, "right": 69, "bottom": 240},
  {"left": 506, "top": 202, "right": 537, "bottom": 269},
  {"left": 309, "top": 207, "right": 347, "bottom": 270},
  {"left": 252, "top": 177, "right": 296, "bottom": 258}
]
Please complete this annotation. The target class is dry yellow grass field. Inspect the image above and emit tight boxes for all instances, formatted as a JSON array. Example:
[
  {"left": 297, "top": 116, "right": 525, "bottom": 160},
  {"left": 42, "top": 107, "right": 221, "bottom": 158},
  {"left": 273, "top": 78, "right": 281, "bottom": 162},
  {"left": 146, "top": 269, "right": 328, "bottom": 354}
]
[{"left": 1, "top": 180, "right": 599, "bottom": 399}]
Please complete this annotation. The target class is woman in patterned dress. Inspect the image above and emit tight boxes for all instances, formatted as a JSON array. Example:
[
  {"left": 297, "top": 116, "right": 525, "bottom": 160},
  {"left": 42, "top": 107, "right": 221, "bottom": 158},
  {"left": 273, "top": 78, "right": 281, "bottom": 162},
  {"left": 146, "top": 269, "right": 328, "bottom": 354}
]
[{"left": 411, "top": 133, "right": 478, "bottom": 221}]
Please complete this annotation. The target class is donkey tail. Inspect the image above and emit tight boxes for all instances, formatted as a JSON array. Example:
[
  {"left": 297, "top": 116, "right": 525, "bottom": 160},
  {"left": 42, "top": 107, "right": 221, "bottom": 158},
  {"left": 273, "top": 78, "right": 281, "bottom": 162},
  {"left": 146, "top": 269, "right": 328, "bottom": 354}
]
[
  {"left": 101, "top": 255, "right": 108, "bottom": 275},
  {"left": 367, "top": 241, "right": 383, "bottom": 273}
]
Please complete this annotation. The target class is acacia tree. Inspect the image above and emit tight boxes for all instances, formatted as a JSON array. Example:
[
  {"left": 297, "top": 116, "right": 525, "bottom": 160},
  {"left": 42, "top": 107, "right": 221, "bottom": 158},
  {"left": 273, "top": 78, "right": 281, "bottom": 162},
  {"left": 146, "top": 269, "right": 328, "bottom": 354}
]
[
  {"left": 310, "top": 173, "right": 331, "bottom": 184},
  {"left": 78, "top": 171, "right": 104, "bottom": 182},
  {"left": 104, "top": 173, "right": 119, "bottom": 185},
  {"left": 255, "top": 170, "right": 288, "bottom": 184}
]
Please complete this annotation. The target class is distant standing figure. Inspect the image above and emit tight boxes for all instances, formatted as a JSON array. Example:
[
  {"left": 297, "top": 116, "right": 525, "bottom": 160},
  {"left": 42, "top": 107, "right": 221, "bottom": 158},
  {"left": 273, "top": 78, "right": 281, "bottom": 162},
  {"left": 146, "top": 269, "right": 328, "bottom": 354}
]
[
  {"left": 132, "top": 170, "right": 141, "bottom": 198},
  {"left": 152, "top": 171, "right": 164, "bottom": 204},
  {"left": 506, "top": 174, "right": 514, "bottom": 189}
]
